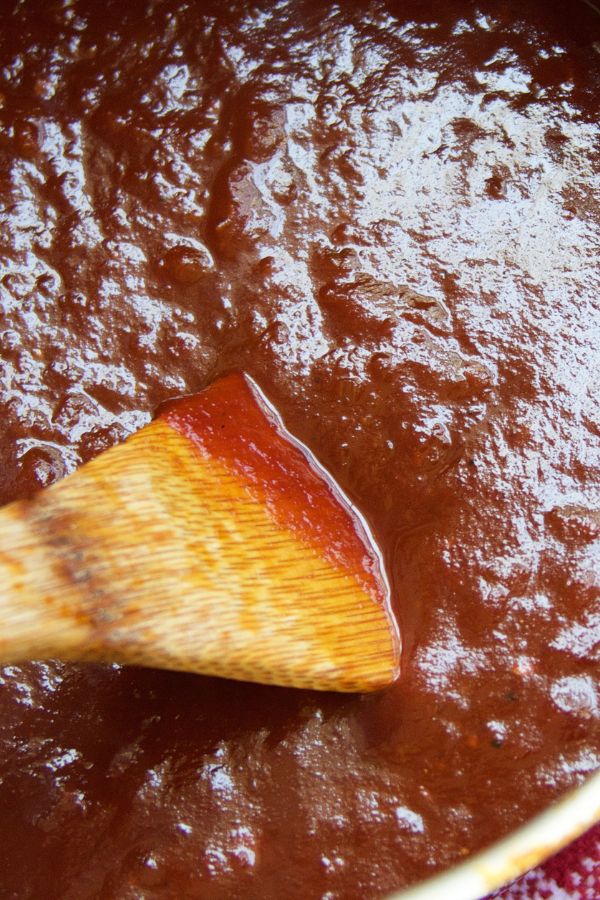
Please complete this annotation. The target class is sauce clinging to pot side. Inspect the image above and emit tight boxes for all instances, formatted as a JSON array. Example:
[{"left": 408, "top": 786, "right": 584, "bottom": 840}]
[{"left": 0, "top": 0, "right": 599, "bottom": 897}]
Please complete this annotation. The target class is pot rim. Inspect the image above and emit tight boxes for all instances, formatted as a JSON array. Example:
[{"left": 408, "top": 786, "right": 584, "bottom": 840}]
[{"left": 387, "top": 768, "right": 600, "bottom": 900}]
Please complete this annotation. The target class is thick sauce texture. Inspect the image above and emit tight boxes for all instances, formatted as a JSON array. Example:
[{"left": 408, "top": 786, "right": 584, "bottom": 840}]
[{"left": 0, "top": 0, "right": 599, "bottom": 897}]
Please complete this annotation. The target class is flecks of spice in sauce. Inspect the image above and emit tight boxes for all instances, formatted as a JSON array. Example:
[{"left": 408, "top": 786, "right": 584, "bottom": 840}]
[{"left": 0, "top": 0, "right": 598, "bottom": 898}]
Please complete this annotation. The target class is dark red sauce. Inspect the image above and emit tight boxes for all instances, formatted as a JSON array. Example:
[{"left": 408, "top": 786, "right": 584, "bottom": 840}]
[{"left": 0, "top": 1, "right": 599, "bottom": 897}]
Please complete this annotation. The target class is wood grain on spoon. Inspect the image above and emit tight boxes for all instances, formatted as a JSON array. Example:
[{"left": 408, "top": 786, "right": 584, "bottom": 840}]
[{"left": 0, "top": 373, "right": 400, "bottom": 692}]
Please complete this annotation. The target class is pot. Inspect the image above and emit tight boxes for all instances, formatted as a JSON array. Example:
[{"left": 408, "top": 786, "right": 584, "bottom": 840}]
[{"left": 391, "top": 769, "right": 600, "bottom": 898}]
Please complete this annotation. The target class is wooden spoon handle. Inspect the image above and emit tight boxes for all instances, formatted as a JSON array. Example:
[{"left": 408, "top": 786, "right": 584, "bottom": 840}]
[
  {"left": 0, "top": 422, "right": 233, "bottom": 668},
  {"left": 0, "top": 423, "right": 183, "bottom": 666},
  {"left": 0, "top": 498, "right": 93, "bottom": 662},
  {"left": 0, "top": 421, "right": 248, "bottom": 671}
]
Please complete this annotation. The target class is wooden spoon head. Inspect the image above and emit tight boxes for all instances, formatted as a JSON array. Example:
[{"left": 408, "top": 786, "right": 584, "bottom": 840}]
[
  {"left": 152, "top": 372, "right": 402, "bottom": 691},
  {"left": 13, "top": 373, "right": 401, "bottom": 692}
]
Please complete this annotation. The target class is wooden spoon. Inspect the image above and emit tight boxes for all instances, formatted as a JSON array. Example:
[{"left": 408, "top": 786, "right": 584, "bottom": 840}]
[{"left": 0, "top": 373, "right": 400, "bottom": 692}]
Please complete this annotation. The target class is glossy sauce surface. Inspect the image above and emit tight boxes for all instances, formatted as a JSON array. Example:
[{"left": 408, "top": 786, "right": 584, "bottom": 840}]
[{"left": 0, "top": 0, "right": 599, "bottom": 897}]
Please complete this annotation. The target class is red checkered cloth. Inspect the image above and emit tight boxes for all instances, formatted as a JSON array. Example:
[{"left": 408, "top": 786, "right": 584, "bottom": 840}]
[{"left": 488, "top": 822, "right": 600, "bottom": 899}]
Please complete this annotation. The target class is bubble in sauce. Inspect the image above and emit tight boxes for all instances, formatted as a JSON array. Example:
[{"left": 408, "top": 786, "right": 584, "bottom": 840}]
[
  {"left": 158, "top": 245, "right": 213, "bottom": 285},
  {"left": 19, "top": 445, "right": 67, "bottom": 489}
]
